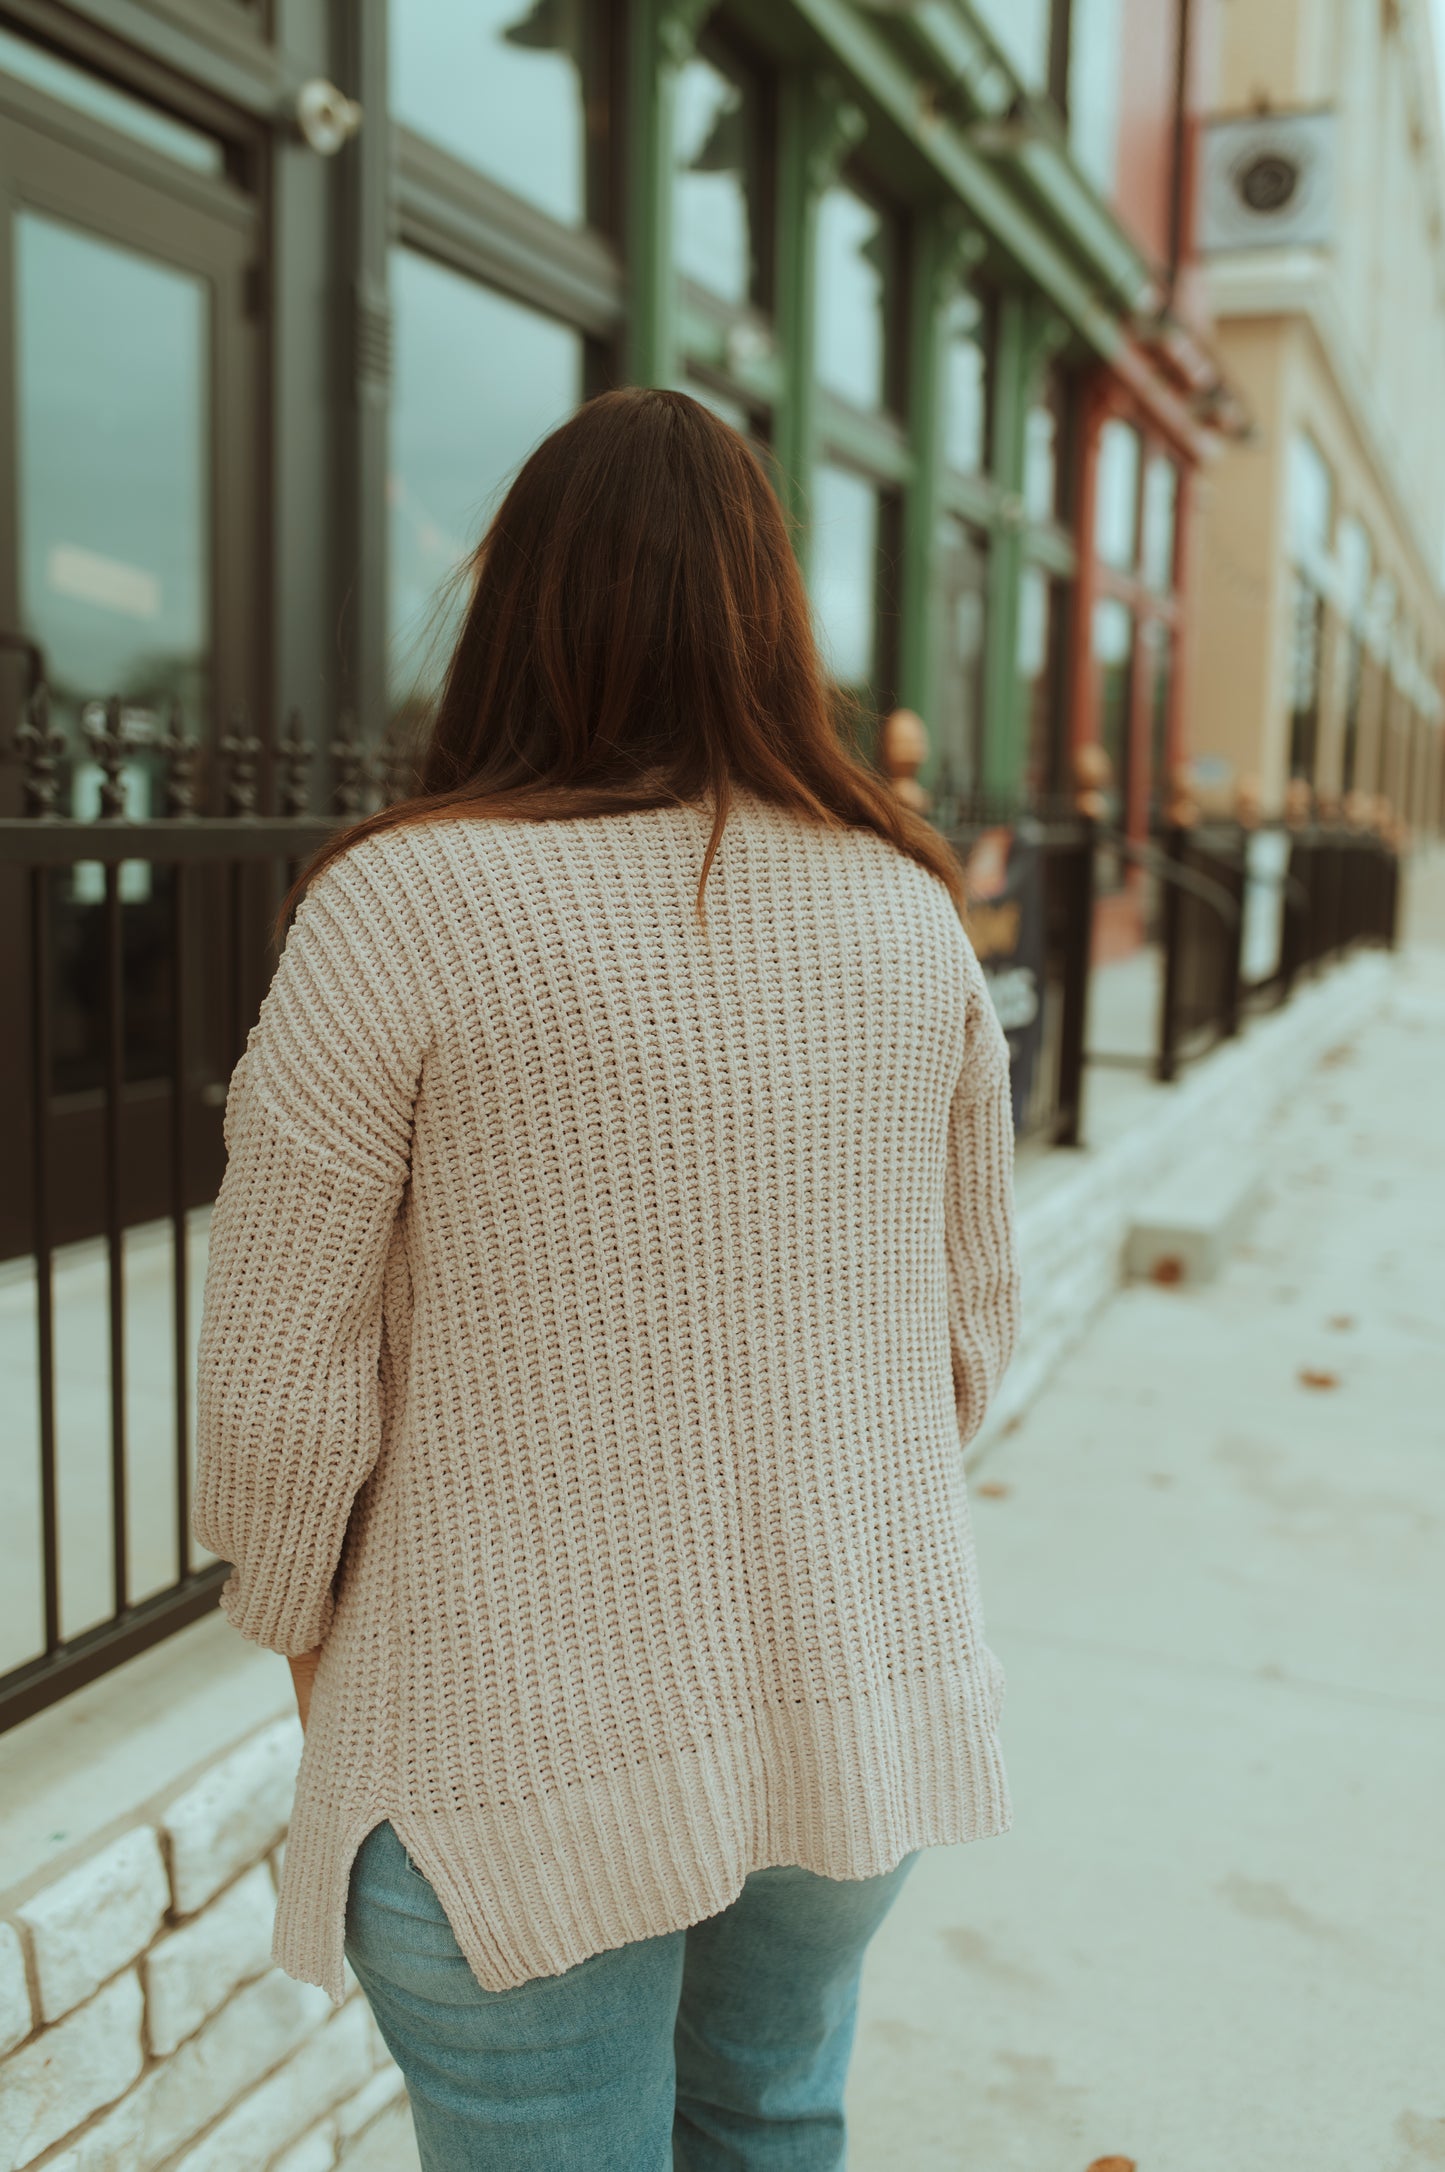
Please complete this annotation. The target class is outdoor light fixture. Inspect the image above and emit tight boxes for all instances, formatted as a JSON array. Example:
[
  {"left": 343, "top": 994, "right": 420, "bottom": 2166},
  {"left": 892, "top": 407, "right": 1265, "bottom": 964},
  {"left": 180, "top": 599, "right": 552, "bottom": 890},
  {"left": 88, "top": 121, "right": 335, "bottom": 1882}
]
[{"left": 295, "top": 78, "right": 362, "bottom": 156}]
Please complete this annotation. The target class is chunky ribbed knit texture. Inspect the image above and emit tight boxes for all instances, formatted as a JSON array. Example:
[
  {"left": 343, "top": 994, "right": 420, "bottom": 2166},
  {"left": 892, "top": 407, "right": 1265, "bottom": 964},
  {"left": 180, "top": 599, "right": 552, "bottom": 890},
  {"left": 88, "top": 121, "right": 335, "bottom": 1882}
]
[{"left": 193, "top": 789, "right": 1019, "bottom": 2002}]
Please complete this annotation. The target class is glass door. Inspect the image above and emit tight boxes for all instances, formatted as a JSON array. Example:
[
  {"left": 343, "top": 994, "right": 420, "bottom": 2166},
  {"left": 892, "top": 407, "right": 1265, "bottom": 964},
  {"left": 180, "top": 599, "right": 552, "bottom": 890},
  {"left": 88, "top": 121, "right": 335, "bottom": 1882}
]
[{"left": 0, "top": 72, "right": 261, "bottom": 1252}]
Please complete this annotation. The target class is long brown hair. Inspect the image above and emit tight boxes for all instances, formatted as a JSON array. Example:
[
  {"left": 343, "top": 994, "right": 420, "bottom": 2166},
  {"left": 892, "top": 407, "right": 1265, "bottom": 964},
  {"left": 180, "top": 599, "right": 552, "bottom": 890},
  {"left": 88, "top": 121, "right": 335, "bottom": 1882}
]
[{"left": 284, "top": 387, "right": 965, "bottom": 926}]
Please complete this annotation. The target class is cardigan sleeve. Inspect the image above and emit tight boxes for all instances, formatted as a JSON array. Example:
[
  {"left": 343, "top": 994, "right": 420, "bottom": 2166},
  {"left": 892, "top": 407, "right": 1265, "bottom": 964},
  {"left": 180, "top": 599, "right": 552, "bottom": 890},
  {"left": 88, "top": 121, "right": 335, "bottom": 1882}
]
[
  {"left": 944, "top": 950, "right": 1021, "bottom": 1451},
  {"left": 192, "top": 843, "right": 428, "bottom": 1656}
]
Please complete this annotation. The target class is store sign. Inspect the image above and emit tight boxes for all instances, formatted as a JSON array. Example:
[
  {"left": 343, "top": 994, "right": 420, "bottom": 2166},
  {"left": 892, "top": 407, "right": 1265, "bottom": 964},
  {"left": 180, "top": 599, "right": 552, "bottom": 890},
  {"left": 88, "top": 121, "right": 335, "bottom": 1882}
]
[
  {"left": 962, "top": 825, "right": 1046, "bottom": 1132},
  {"left": 1241, "top": 827, "right": 1291, "bottom": 986}
]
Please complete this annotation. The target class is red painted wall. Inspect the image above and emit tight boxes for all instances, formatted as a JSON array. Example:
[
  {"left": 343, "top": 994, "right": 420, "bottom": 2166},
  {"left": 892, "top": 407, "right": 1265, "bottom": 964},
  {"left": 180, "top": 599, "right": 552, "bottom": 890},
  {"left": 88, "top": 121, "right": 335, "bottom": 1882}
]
[{"left": 1109, "top": 0, "right": 1181, "bottom": 272}]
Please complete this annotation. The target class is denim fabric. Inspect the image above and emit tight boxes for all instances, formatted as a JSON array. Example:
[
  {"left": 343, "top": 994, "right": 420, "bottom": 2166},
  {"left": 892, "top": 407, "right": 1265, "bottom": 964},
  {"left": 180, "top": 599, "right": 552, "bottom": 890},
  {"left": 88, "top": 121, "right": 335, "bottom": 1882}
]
[{"left": 344, "top": 1820, "right": 917, "bottom": 2171}]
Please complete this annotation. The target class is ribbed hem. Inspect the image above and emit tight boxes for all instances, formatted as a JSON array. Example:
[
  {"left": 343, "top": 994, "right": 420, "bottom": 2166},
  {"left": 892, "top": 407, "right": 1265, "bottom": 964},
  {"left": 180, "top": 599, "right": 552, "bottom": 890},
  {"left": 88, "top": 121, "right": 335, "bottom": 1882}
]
[{"left": 273, "top": 1666, "right": 1009, "bottom": 2002}]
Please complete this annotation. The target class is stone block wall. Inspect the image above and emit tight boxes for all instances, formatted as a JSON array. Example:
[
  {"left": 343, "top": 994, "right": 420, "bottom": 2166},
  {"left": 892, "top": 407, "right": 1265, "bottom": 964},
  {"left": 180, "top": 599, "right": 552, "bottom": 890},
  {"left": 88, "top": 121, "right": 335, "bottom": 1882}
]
[{"left": 0, "top": 1719, "right": 404, "bottom": 2172}]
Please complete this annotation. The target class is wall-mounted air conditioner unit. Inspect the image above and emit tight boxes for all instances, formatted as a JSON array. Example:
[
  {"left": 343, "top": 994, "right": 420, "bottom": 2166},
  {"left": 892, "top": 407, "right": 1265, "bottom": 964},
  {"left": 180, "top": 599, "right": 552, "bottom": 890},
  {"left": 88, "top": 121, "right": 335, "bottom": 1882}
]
[{"left": 1199, "top": 109, "right": 1337, "bottom": 253}]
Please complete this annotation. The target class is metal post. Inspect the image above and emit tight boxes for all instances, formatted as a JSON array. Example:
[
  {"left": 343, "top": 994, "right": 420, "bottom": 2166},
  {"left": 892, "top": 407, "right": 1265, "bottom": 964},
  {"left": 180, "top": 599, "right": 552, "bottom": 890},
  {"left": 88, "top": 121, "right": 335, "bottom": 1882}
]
[
  {"left": 1155, "top": 823, "right": 1184, "bottom": 1083},
  {"left": 1219, "top": 824, "right": 1244, "bottom": 1040},
  {"left": 1053, "top": 815, "right": 1095, "bottom": 1147}
]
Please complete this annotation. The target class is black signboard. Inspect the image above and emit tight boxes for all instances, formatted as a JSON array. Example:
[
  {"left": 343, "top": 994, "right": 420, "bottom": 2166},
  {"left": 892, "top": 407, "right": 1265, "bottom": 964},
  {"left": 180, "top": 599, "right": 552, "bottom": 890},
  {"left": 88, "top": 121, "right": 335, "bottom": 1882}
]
[{"left": 961, "top": 823, "right": 1047, "bottom": 1133}]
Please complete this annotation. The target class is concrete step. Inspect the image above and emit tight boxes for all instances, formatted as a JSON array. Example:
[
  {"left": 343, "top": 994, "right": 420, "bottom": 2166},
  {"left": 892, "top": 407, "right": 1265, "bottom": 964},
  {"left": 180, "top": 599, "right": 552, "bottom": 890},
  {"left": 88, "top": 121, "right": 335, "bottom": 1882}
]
[{"left": 1124, "top": 1147, "right": 1264, "bottom": 1287}]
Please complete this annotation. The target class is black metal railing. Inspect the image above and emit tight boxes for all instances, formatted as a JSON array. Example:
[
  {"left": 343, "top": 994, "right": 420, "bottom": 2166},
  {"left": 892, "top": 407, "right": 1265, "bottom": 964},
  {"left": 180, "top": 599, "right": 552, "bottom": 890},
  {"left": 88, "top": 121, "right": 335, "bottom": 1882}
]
[
  {"left": 936, "top": 796, "right": 1095, "bottom": 1150},
  {"left": 1146, "top": 818, "right": 1399, "bottom": 1081},
  {"left": 0, "top": 679, "right": 410, "bottom": 1732}
]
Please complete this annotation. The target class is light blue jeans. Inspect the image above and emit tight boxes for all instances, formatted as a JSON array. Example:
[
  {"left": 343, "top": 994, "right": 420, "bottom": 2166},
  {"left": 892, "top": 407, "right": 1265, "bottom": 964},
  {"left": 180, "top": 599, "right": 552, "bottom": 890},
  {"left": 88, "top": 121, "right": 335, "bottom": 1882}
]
[{"left": 344, "top": 1820, "right": 917, "bottom": 2171}]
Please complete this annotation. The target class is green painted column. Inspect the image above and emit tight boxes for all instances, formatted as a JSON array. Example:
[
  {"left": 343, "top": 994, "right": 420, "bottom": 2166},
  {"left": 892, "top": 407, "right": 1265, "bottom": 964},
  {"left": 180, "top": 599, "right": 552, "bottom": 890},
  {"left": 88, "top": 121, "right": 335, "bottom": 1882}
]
[
  {"left": 980, "top": 292, "right": 1069, "bottom": 798},
  {"left": 899, "top": 210, "right": 988, "bottom": 741},
  {"left": 626, "top": 0, "right": 720, "bottom": 387},
  {"left": 980, "top": 291, "right": 1028, "bottom": 801},
  {"left": 773, "top": 76, "right": 865, "bottom": 566}
]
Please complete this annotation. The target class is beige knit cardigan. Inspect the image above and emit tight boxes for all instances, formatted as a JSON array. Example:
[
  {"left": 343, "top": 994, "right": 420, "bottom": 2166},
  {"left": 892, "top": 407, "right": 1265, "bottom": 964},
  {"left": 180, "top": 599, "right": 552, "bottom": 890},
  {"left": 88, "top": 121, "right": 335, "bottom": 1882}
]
[{"left": 193, "top": 789, "right": 1020, "bottom": 2001}]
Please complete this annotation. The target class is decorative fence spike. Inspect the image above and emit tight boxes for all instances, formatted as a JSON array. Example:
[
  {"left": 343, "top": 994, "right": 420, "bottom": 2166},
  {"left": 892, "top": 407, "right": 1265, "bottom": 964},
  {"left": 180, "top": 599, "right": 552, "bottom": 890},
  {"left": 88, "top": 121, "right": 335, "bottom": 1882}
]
[
  {"left": 329, "top": 709, "right": 367, "bottom": 816},
  {"left": 276, "top": 708, "right": 314, "bottom": 816},
  {"left": 371, "top": 717, "right": 416, "bottom": 807},
  {"left": 15, "top": 679, "right": 66, "bottom": 819},
  {"left": 159, "top": 700, "right": 201, "bottom": 817},
  {"left": 84, "top": 696, "right": 131, "bottom": 819},
  {"left": 218, "top": 708, "right": 262, "bottom": 817}
]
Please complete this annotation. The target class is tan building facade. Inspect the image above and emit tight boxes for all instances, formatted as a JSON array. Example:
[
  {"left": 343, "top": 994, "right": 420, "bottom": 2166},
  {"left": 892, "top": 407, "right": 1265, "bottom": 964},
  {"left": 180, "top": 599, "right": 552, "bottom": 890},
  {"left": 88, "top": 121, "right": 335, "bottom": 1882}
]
[{"left": 1188, "top": 0, "right": 1445, "bottom": 835}]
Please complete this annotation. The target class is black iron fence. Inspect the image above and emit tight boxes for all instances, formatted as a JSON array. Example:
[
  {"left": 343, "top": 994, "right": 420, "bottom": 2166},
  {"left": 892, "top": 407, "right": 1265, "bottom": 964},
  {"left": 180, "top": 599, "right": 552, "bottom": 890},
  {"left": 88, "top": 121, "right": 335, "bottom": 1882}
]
[
  {"left": 935, "top": 798, "right": 1095, "bottom": 1150},
  {"left": 0, "top": 680, "right": 396, "bottom": 1733},
  {"left": 1144, "top": 818, "right": 1399, "bottom": 1081},
  {"left": 0, "top": 686, "right": 1403, "bottom": 1733}
]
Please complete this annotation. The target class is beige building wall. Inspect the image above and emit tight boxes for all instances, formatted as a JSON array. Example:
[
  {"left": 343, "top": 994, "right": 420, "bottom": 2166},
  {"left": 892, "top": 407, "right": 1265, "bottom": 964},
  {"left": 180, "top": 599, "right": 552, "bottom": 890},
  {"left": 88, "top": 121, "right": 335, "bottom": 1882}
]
[{"left": 1189, "top": 0, "right": 1445, "bottom": 826}]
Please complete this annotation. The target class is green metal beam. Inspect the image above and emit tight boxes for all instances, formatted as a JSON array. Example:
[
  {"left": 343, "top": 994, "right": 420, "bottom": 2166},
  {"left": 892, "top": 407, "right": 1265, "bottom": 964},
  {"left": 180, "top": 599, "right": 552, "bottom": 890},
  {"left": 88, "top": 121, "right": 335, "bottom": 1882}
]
[
  {"left": 773, "top": 74, "right": 868, "bottom": 558},
  {"left": 879, "top": 0, "right": 1155, "bottom": 312},
  {"left": 897, "top": 214, "right": 949, "bottom": 720},
  {"left": 783, "top": 0, "right": 1134, "bottom": 359}
]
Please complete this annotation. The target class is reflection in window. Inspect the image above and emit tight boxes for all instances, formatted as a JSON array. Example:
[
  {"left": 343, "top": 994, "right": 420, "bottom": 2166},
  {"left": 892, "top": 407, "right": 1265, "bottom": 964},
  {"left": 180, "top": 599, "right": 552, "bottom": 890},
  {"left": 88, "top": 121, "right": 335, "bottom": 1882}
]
[
  {"left": 810, "top": 463, "right": 879, "bottom": 687},
  {"left": 943, "top": 287, "right": 990, "bottom": 475},
  {"left": 1067, "top": 0, "right": 1124, "bottom": 195},
  {"left": 674, "top": 49, "right": 759, "bottom": 307},
  {"left": 1023, "top": 368, "right": 1068, "bottom": 524},
  {"left": 390, "top": 252, "right": 582, "bottom": 714},
  {"left": 391, "top": 0, "right": 588, "bottom": 227},
  {"left": 815, "top": 185, "right": 893, "bottom": 412},
  {"left": 17, "top": 214, "right": 208, "bottom": 724},
  {"left": 1141, "top": 457, "right": 1178, "bottom": 592},
  {"left": 1093, "top": 596, "right": 1134, "bottom": 834},
  {"left": 933, "top": 518, "right": 989, "bottom": 800},
  {"left": 1095, "top": 419, "right": 1141, "bottom": 571}
]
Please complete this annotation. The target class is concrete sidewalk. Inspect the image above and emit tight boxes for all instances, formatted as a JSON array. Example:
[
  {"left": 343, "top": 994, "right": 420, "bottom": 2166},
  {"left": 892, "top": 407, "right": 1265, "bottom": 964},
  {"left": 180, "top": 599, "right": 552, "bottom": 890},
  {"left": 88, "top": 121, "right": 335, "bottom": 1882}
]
[{"left": 846, "top": 938, "right": 1445, "bottom": 2171}]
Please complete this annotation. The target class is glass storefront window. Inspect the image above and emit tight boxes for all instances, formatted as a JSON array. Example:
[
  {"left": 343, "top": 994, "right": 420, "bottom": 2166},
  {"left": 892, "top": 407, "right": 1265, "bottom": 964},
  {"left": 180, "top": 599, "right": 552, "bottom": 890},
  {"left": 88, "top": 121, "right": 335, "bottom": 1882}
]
[
  {"left": 390, "top": 251, "right": 583, "bottom": 715},
  {"left": 1019, "top": 565, "right": 1067, "bottom": 801},
  {"left": 815, "top": 184, "right": 894, "bottom": 413},
  {"left": 1338, "top": 516, "right": 1371, "bottom": 624},
  {"left": 17, "top": 212, "right": 209, "bottom": 738},
  {"left": 1288, "top": 431, "right": 1334, "bottom": 569},
  {"left": 674, "top": 48, "right": 760, "bottom": 309},
  {"left": 1095, "top": 419, "right": 1141, "bottom": 572},
  {"left": 1093, "top": 596, "right": 1134, "bottom": 830},
  {"left": 391, "top": 0, "right": 588, "bottom": 227},
  {"left": 0, "top": 28, "right": 223, "bottom": 173},
  {"left": 16, "top": 210, "right": 209, "bottom": 1090},
  {"left": 932, "top": 517, "right": 989, "bottom": 799},
  {"left": 942, "top": 286, "right": 990, "bottom": 475},
  {"left": 1141, "top": 456, "right": 1178, "bottom": 593},
  {"left": 1067, "top": 0, "right": 1124, "bottom": 196},
  {"left": 810, "top": 463, "right": 879, "bottom": 688},
  {"left": 970, "top": 0, "right": 1053, "bottom": 88},
  {"left": 1341, "top": 633, "right": 1365, "bottom": 795},
  {"left": 1023, "top": 367, "right": 1069, "bottom": 525},
  {"left": 1287, "top": 575, "right": 1325, "bottom": 783},
  {"left": 685, "top": 380, "right": 752, "bottom": 432}
]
